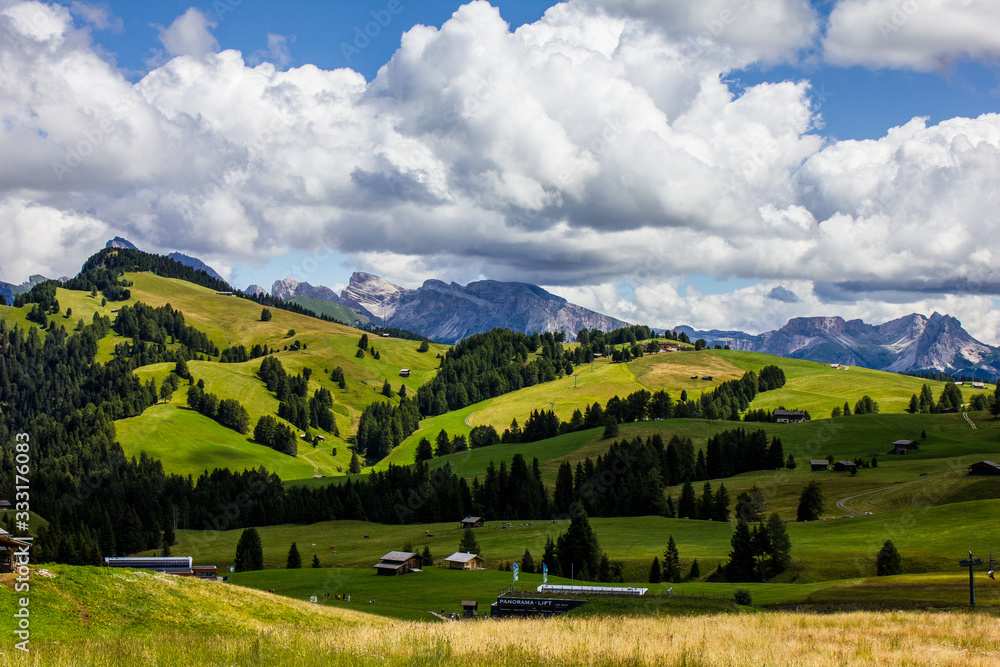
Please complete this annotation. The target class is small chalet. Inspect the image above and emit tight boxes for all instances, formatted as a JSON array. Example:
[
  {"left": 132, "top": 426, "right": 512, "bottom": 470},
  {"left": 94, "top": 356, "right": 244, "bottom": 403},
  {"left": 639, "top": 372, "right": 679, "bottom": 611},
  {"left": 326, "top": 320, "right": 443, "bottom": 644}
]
[
  {"left": 445, "top": 552, "right": 485, "bottom": 570},
  {"left": 373, "top": 551, "right": 422, "bottom": 576},
  {"left": 659, "top": 342, "right": 678, "bottom": 352},
  {"left": 461, "top": 600, "right": 479, "bottom": 618},
  {"left": 891, "top": 439, "right": 919, "bottom": 455},
  {"left": 834, "top": 461, "right": 858, "bottom": 472},
  {"left": 774, "top": 410, "right": 808, "bottom": 424},
  {"left": 810, "top": 459, "right": 829, "bottom": 472},
  {"left": 460, "top": 516, "right": 484, "bottom": 528},
  {"left": 0, "top": 528, "right": 30, "bottom": 573},
  {"left": 0, "top": 500, "right": 11, "bottom": 511},
  {"left": 399, "top": 369, "right": 411, "bottom": 378},
  {"left": 969, "top": 461, "right": 1000, "bottom": 476},
  {"left": 972, "top": 382, "right": 985, "bottom": 389}
]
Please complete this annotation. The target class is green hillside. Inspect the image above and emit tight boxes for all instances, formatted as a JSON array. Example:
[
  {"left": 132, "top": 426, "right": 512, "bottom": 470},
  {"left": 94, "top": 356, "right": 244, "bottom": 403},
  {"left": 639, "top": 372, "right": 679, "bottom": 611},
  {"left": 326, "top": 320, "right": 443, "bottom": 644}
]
[{"left": 288, "top": 295, "right": 370, "bottom": 326}]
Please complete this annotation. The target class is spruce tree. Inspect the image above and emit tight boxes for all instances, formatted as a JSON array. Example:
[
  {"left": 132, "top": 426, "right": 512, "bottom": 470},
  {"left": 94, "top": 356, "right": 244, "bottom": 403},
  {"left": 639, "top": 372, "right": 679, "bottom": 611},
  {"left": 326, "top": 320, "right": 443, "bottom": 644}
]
[
  {"left": 712, "top": 483, "right": 731, "bottom": 522},
  {"left": 663, "top": 535, "right": 680, "bottom": 582},
  {"left": 555, "top": 511, "right": 601, "bottom": 581},
  {"left": 234, "top": 527, "right": 264, "bottom": 572},
  {"left": 312, "top": 554, "right": 321, "bottom": 568},
  {"left": 542, "top": 536, "right": 559, "bottom": 577},
  {"left": 521, "top": 548, "right": 535, "bottom": 574},
  {"left": 649, "top": 556, "right": 661, "bottom": 583},
  {"left": 286, "top": 542, "right": 302, "bottom": 569},
  {"left": 726, "top": 519, "right": 756, "bottom": 582},
  {"left": 766, "top": 513, "right": 792, "bottom": 573},
  {"left": 458, "top": 527, "right": 481, "bottom": 555},
  {"left": 421, "top": 545, "right": 434, "bottom": 566},
  {"left": 678, "top": 480, "right": 697, "bottom": 519},
  {"left": 602, "top": 415, "right": 619, "bottom": 439},
  {"left": 796, "top": 481, "right": 824, "bottom": 522},
  {"left": 876, "top": 540, "right": 902, "bottom": 576},
  {"left": 688, "top": 559, "right": 700, "bottom": 580},
  {"left": 415, "top": 438, "right": 434, "bottom": 463},
  {"left": 348, "top": 452, "right": 361, "bottom": 474}
]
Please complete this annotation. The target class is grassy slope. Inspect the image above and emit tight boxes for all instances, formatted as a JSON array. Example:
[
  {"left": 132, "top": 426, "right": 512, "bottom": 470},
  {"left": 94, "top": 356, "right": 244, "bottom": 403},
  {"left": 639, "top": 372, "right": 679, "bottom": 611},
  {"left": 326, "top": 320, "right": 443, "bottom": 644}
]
[
  {"left": 92, "top": 273, "right": 447, "bottom": 479},
  {"left": 287, "top": 295, "right": 370, "bottom": 326},
  {"left": 167, "top": 491, "right": 1000, "bottom": 586},
  {"left": 7, "top": 566, "right": 1000, "bottom": 666},
  {"left": 371, "top": 349, "right": 993, "bottom": 475}
]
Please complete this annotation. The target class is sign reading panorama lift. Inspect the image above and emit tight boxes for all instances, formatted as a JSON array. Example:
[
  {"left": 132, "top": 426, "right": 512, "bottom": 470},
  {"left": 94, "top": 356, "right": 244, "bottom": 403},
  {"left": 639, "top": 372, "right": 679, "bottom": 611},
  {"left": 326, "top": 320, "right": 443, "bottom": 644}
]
[{"left": 490, "top": 597, "right": 587, "bottom": 618}]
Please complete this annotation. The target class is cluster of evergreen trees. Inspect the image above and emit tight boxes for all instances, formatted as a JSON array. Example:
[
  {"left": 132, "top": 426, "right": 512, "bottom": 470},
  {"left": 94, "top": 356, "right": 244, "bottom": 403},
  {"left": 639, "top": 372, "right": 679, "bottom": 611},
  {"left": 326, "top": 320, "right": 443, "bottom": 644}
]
[
  {"left": 278, "top": 388, "right": 338, "bottom": 434},
  {"left": 113, "top": 303, "right": 219, "bottom": 356},
  {"left": 252, "top": 415, "right": 297, "bottom": 455},
  {"left": 415, "top": 329, "right": 574, "bottom": 417},
  {"left": 906, "top": 382, "right": 965, "bottom": 414},
  {"left": 724, "top": 514, "right": 792, "bottom": 581},
  {"left": 186, "top": 381, "right": 250, "bottom": 434},
  {"left": 469, "top": 454, "right": 549, "bottom": 520},
  {"left": 355, "top": 396, "right": 421, "bottom": 462},
  {"left": 219, "top": 343, "right": 275, "bottom": 363}
]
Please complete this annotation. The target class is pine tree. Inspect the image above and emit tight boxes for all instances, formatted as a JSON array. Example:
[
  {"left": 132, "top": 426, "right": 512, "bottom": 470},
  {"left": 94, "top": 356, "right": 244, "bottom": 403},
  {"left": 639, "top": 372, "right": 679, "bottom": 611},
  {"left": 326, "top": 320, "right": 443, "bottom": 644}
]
[
  {"left": 348, "top": 452, "right": 361, "bottom": 474},
  {"left": 415, "top": 438, "right": 434, "bottom": 463},
  {"left": 649, "top": 556, "right": 661, "bottom": 583},
  {"left": 521, "top": 548, "right": 535, "bottom": 574},
  {"left": 286, "top": 542, "right": 302, "bottom": 569},
  {"left": 458, "top": 527, "right": 481, "bottom": 555},
  {"left": 421, "top": 545, "right": 434, "bottom": 566},
  {"left": 261, "top": 308, "right": 272, "bottom": 322},
  {"left": 726, "top": 519, "right": 756, "bottom": 582},
  {"left": 766, "top": 513, "right": 792, "bottom": 573},
  {"left": 712, "top": 483, "right": 731, "bottom": 522},
  {"left": 602, "top": 415, "right": 619, "bottom": 439},
  {"left": 663, "top": 535, "right": 680, "bottom": 582},
  {"left": 311, "top": 554, "right": 321, "bottom": 568},
  {"left": 688, "top": 559, "right": 700, "bottom": 580},
  {"left": 698, "top": 481, "right": 713, "bottom": 520},
  {"left": 796, "top": 481, "right": 824, "bottom": 522},
  {"left": 876, "top": 540, "right": 902, "bottom": 576},
  {"left": 678, "top": 480, "right": 697, "bottom": 519},
  {"left": 381, "top": 379, "right": 393, "bottom": 397},
  {"left": 234, "top": 528, "right": 263, "bottom": 572},
  {"left": 435, "top": 429, "right": 453, "bottom": 457},
  {"left": 542, "top": 536, "right": 558, "bottom": 577},
  {"left": 555, "top": 511, "right": 601, "bottom": 581}
]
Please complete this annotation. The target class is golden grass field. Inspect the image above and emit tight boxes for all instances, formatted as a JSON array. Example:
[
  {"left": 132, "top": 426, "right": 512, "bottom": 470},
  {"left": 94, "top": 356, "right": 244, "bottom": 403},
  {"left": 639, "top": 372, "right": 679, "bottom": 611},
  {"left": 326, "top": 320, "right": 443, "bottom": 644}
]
[{"left": 5, "top": 565, "right": 1000, "bottom": 667}]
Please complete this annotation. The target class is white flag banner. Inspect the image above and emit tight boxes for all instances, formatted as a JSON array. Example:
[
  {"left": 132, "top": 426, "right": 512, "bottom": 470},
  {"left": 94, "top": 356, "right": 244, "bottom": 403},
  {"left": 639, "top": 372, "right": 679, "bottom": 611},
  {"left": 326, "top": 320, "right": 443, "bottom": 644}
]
[{"left": 513, "top": 562, "right": 519, "bottom": 582}]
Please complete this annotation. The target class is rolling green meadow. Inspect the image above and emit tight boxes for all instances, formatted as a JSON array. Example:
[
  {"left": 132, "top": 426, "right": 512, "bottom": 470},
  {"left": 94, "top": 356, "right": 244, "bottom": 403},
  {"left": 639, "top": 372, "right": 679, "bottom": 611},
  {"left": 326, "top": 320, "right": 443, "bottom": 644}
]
[{"left": 5, "top": 270, "right": 1000, "bottom": 667}]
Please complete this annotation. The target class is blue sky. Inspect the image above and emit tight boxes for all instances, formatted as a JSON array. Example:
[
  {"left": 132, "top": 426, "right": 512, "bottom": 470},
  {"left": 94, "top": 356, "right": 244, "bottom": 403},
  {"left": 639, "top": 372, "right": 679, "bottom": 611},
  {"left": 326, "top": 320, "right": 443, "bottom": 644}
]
[{"left": 3, "top": 0, "right": 1000, "bottom": 340}]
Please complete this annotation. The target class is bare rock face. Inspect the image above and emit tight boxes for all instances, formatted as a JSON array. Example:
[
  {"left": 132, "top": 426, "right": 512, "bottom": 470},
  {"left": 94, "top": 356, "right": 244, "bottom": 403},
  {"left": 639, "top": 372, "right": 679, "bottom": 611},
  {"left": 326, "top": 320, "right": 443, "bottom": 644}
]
[
  {"left": 270, "top": 278, "right": 342, "bottom": 303},
  {"left": 167, "top": 252, "right": 227, "bottom": 284},
  {"left": 678, "top": 313, "right": 999, "bottom": 379},
  {"left": 245, "top": 284, "right": 268, "bottom": 296},
  {"left": 270, "top": 272, "right": 628, "bottom": 343}
]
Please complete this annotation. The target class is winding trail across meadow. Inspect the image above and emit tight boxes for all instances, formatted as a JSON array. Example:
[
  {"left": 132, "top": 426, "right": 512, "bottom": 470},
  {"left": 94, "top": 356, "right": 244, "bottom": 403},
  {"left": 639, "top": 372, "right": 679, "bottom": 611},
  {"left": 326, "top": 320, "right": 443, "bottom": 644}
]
[{"left": 835, "top": 478, "right": 926, "bottom": 514}]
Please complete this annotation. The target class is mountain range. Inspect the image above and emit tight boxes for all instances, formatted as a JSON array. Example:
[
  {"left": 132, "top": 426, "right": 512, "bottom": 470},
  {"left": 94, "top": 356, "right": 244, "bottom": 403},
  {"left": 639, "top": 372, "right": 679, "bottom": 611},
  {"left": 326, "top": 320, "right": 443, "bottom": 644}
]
[
  {"left": 7, "top": 238, "right": 997, "bottom": 378},
  {"left": 270, "top": 272, "right": 627, "bottom": 344},
  {"left": 677, "top": 313, "right": 1000, "bottom": 380}
]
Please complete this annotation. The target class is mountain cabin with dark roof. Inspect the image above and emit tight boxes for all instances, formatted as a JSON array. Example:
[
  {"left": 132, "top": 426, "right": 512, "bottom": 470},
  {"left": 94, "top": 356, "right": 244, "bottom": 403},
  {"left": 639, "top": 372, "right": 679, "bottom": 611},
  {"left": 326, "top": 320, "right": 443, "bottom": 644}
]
[
  {"left": 398, "top": 369, "right": 411, "bottom": 378},
  {"left": 969, "top": 461, "right": 1000, "bottom": 476},
  {"left": 834, "top": 461, "right": 858, "bottom": 472},
  {"left": 892, "top": 439, "right": 919, "bottom": 455},
  {"left": 445, "top": 552, "right": 485, "bottom": 570},
  {"left": 774, "top": 410, "right": 808, "bottom": 423},
  {"left": 373, "top": 551, "right": 422, "bottom": 576},
  {"left": 460, "top": 516, "right": 484, "bottom": 528},
  {"left": 0, "top": 500, "right": 11, "bottom": 511},
  {"left": 0, "top": 528, "right": 30, "bottom": 573},
  {"left": 810, "top": 459, "right": 829, "bottom": 471}
]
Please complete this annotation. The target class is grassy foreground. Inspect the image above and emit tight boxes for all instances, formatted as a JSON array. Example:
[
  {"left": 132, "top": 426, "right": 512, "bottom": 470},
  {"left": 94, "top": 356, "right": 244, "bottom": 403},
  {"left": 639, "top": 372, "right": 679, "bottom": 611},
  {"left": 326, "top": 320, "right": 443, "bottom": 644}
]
[{"left": 3, "top": 565, "right": 1000, "bottom": 666}]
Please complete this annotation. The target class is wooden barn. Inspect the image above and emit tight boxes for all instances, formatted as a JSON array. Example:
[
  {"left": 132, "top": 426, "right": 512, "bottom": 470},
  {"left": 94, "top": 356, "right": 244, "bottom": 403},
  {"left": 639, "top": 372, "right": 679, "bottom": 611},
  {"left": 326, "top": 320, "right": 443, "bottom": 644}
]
[
  {"left": 810, "top": 459, "right": 829, "bottom": 472},
  {"left": 460, "top": 516, "right": 484, "bottom": 528},
  {"left": 834, "top": 461, "right": 858, "bottom": 472},
  {"left": 373, "top": 551, "right": 422, "bottom": 576},
  {"left": 445, "top": 552, "right": 485, "bottom": 570},
  {"left": 0, "top": 528, "right": 30, "bottom": 573},
  {"left": 969, "top": 461, "right": 1000, "bottom": 476},
  {"left": 892, "top": 439, "right": 919, "bottom": 455},
  {"left": 398, "top": 369, "right": 411, "bottom": 378},
  {"left": 0, "top": 500, "right": 11, "bottom": 511},
  {"left": 774, "top": 410, "right": 808, "bottom": 424}
]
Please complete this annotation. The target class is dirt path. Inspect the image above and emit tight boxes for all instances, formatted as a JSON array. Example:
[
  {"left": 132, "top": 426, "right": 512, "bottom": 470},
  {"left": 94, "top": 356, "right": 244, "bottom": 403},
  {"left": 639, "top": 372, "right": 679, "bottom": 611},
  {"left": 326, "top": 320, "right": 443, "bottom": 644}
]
[
  {"left": 835, "top": 478, "right": 925, "bottom": 514},
  {"left": 964, "top": 412, "right": 978, "bottom": 430}
]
